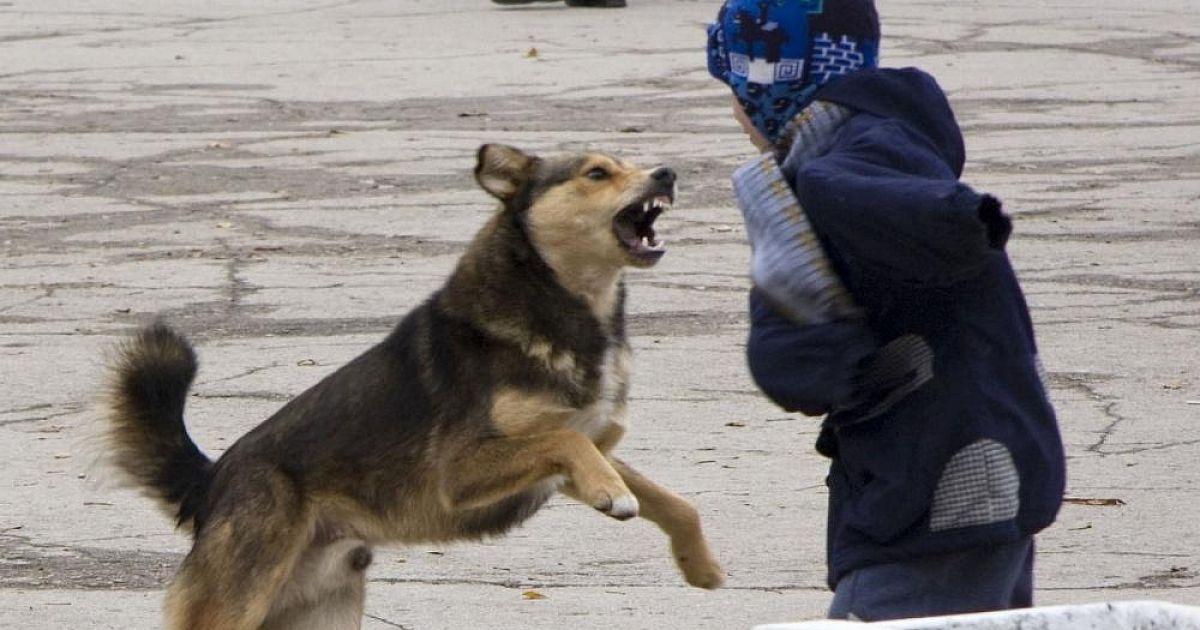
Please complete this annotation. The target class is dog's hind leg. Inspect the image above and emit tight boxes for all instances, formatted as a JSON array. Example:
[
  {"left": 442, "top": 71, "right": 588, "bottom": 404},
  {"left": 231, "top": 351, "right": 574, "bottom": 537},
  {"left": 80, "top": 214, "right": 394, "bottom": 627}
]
[
  {"left": 164, "top": 466, "right": 313, "bottom": 630},
  {"left": 608, "top": 458, "right": 725, "bottom": 589}
]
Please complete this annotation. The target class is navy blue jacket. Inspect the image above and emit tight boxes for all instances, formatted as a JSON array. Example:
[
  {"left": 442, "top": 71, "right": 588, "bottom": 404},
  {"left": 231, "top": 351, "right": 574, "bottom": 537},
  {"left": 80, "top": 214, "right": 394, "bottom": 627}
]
[{"left": 745, "top": 68, "right": 1065, "bottom": 588}]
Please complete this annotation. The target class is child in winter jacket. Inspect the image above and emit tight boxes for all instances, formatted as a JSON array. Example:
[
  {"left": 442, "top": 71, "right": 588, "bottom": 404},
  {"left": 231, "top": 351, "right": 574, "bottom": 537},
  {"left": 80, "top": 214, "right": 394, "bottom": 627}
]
[{"left": 707, "top": 0, "right": 1066, "bottom": 620}]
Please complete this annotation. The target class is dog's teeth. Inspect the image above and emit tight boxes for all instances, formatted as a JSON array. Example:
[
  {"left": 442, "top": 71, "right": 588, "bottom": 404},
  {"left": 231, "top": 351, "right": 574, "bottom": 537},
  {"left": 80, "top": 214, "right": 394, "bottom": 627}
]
[{"left": 643, "top": 201, "right": 650, "bottom": 213}]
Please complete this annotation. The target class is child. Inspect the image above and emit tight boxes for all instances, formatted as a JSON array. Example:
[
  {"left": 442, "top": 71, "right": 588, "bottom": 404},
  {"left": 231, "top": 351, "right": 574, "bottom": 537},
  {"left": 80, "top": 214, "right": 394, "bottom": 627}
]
[{"left": 707, "top": 0, "right": 1066, "bottom": 621}]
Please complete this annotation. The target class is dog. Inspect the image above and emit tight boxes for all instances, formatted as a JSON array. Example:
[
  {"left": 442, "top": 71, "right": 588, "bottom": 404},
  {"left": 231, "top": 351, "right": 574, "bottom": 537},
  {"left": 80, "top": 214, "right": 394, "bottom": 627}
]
[{"left": 103, "top": 144, "right": 725, "bottom": 629}]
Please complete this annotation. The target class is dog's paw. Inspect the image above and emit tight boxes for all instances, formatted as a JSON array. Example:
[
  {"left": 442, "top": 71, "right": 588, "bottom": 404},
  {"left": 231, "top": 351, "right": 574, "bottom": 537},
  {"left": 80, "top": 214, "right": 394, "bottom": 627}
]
[
  {"left": 680, "top": 557, "right": 725, "bottom": 590},
  {"left": 673, "top": 544, "right": 725, "bottom": 589},
  {"left": 594, "top": 492, "right": 639, "bottom": 521}
]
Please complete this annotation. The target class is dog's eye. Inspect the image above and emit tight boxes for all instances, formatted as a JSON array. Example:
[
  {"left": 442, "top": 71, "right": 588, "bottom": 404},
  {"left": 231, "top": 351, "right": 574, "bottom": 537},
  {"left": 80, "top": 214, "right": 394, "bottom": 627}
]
[{"left": 585, "top": 167, "right": 610, "bottom": 181}]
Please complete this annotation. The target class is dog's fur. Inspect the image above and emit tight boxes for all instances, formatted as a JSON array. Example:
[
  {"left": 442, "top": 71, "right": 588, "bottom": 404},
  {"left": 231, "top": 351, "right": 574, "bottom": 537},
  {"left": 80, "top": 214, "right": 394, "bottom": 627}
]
[{"left": 104, "top": 144, "right": 724, "bottom": 629}]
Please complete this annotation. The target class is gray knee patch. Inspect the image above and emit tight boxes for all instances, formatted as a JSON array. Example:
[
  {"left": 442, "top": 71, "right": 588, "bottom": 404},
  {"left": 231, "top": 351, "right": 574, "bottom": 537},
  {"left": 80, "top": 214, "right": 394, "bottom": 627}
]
[{"left": 348, "top": 546, "right": 372, "bottom": 572}]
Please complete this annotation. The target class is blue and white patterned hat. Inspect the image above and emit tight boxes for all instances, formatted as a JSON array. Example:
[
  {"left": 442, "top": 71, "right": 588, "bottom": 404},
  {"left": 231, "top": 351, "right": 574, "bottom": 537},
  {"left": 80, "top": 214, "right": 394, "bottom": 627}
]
[{"left": 707, "top": 0, "right": 880, "bottom": 146}]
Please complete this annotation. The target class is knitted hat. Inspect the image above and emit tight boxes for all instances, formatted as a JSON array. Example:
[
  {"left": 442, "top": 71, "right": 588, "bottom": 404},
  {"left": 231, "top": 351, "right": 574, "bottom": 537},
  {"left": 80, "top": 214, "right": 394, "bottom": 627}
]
[{"left": 707, "top": 0, "right": 880, "bottom": 146}]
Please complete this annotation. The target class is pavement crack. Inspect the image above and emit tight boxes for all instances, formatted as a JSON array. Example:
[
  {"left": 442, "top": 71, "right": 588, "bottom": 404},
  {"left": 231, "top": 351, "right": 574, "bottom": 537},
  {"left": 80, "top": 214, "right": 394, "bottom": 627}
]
[
  {"left": 1047, "top": 372, "right": 1134, "bottom": 458},
  {"left": 0, "top": 404, "right": 84, "bottom": 429},
  {"left": 1100, "top": 439, "right": 1200, "bottom": 457},
  {"left": 191, "top": 390, "right": 291, "bottom": 402},
  {"left": 0, "top": 402, "right": 53, "bottom": 416},
  {"left": 364, "top": 613, "right": 413, "bottom": 629},
  {"left": 1087, "top": 400, "right": 1129, "bottom": 456},
  {"left": 0, "top": 532, "right": 180, "bottom": 590},
  {"left": 197, "top": 362, "right": 283, "bottom": 386},
  {"left": 220, "top": 245, "right": 258, "bottom": 314}
]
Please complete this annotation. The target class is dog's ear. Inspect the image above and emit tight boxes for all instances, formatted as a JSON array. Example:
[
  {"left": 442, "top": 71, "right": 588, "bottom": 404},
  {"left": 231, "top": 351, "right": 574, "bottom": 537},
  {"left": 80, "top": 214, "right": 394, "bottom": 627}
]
[{"left": 475, "top": 144, "right": 537, "bottom": 201}]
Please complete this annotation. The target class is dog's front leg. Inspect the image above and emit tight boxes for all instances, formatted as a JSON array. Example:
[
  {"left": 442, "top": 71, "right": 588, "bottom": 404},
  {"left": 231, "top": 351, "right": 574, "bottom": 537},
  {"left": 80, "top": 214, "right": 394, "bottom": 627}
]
[
  {"left": 442, "top": 429, "right": 638, "bottom": 520},
  {"left": 609, "top": 459, "right": 725, "bottom": 589}
]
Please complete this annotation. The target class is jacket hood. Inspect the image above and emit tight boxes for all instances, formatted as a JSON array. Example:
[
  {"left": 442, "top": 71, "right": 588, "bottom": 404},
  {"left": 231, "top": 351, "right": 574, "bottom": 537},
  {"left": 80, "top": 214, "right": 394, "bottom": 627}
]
[{"left": 816, "top": 67, "right": 967, "bottom": 176}]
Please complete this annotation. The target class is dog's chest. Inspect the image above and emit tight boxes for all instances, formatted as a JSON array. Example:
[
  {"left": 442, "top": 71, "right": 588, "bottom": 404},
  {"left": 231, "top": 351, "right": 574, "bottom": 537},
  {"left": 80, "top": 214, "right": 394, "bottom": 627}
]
[{"left": 568, "top": 344, "right": 630, "bottom": 440}]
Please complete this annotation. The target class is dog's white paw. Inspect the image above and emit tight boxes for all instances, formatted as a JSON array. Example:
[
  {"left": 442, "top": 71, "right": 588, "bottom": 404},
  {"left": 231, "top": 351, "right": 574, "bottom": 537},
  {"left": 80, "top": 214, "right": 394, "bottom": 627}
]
[{"left": 599, "top": 493, "right": 639, "bottom": 521}]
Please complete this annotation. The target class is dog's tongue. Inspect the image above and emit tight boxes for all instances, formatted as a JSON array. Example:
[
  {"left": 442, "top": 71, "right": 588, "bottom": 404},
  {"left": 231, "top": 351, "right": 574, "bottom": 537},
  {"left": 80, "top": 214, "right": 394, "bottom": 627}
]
[{"left": 616, "top": 220, "right": 664, "bottom": 257}]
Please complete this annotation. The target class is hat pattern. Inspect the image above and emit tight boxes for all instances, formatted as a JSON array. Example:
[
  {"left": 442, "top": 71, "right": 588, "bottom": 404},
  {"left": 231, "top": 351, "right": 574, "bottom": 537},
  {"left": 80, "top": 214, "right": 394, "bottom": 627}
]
[{"left": 708, "top": 0, "right": 880, "bottom": 146}]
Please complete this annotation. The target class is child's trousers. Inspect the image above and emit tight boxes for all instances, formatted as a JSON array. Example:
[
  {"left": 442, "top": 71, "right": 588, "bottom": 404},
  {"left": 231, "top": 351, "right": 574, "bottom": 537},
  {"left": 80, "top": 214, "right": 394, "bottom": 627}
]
[{"left": 828, "top": 537, "right": 1033, "bottom": 621}]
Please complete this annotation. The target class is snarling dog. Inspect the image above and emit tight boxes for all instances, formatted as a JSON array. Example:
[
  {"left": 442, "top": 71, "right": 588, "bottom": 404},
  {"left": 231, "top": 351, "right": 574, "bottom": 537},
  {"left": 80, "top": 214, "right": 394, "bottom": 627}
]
[{"left": 104, "top": 144, "right": 724, "bottom": 629}]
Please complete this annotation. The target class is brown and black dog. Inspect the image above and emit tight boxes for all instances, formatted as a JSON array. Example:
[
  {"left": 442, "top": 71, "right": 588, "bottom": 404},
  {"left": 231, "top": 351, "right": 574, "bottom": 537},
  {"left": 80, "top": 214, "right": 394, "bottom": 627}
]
[{"left": 104, "top": 144, "right": 724, "bottom": 629}]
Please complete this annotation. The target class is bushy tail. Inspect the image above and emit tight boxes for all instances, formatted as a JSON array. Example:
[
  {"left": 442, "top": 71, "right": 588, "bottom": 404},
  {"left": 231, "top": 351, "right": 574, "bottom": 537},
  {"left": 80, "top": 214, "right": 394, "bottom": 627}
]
[{"left": 105, "top": 322, "right": 212, "bottom": 532}]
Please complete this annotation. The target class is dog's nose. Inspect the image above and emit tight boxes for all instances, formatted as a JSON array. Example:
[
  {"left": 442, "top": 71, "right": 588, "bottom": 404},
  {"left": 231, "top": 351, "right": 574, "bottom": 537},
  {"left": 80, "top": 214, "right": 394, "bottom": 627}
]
[{"left": 651, "top": 167, "right": 676, "bottom": 185}]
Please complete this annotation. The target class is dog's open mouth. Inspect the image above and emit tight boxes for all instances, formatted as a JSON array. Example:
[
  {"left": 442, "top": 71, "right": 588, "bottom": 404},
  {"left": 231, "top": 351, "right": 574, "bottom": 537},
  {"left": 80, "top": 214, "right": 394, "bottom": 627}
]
[{"left": 613, "top": 194, "right": 671, "bottom": 265}]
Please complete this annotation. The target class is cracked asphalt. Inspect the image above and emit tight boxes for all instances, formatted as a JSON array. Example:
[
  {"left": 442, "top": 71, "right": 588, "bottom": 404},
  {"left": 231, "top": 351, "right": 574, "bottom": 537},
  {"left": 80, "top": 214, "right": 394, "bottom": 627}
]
[{"left": 1, "top": 0, "right": 1198, "bottom": 628}]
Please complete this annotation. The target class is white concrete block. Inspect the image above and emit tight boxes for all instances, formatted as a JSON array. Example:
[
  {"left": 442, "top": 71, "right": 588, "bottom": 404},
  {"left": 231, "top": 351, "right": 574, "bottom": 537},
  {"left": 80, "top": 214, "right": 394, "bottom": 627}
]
[{"left": 755, "top": 601, "right": 1200, "bottom": 630}]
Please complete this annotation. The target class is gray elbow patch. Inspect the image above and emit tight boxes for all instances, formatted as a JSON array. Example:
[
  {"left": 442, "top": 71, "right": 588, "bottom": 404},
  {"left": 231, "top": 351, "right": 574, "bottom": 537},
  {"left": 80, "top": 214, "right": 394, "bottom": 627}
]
[
  {"left": 929, "top": 439, "right": 1020, "bottom": 532},
  {"left": 834, "top": 334, "right": 934, "bottom": 427}
]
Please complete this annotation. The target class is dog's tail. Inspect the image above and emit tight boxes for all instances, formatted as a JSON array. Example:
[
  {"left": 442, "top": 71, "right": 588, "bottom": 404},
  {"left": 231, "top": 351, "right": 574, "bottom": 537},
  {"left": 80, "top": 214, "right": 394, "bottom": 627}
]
[{"left": 104, "top": 322, "right": 213, "bottom": 532}]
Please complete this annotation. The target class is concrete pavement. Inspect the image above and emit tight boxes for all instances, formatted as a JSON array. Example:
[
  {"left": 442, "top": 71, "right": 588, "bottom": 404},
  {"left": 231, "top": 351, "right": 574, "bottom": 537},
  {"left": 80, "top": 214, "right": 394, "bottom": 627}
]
[{"left": 1, "top": 0, "right": 1198, "bottom": 627}]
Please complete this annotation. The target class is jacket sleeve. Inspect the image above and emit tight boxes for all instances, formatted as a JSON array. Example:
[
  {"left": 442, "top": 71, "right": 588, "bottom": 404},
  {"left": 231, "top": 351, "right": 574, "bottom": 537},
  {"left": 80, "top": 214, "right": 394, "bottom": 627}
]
[
  {"left": 746, "top": 290, "right": 877, "bottom": 414},
  {"left": 795, "top": 116, "right": 1012, "bottom": 288}
]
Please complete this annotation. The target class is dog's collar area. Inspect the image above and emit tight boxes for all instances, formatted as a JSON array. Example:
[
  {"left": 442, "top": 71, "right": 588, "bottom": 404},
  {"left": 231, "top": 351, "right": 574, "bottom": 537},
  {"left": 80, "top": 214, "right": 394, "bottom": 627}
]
[{"left": 613, "top": 195, "right": 671, "bottom": 264}]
